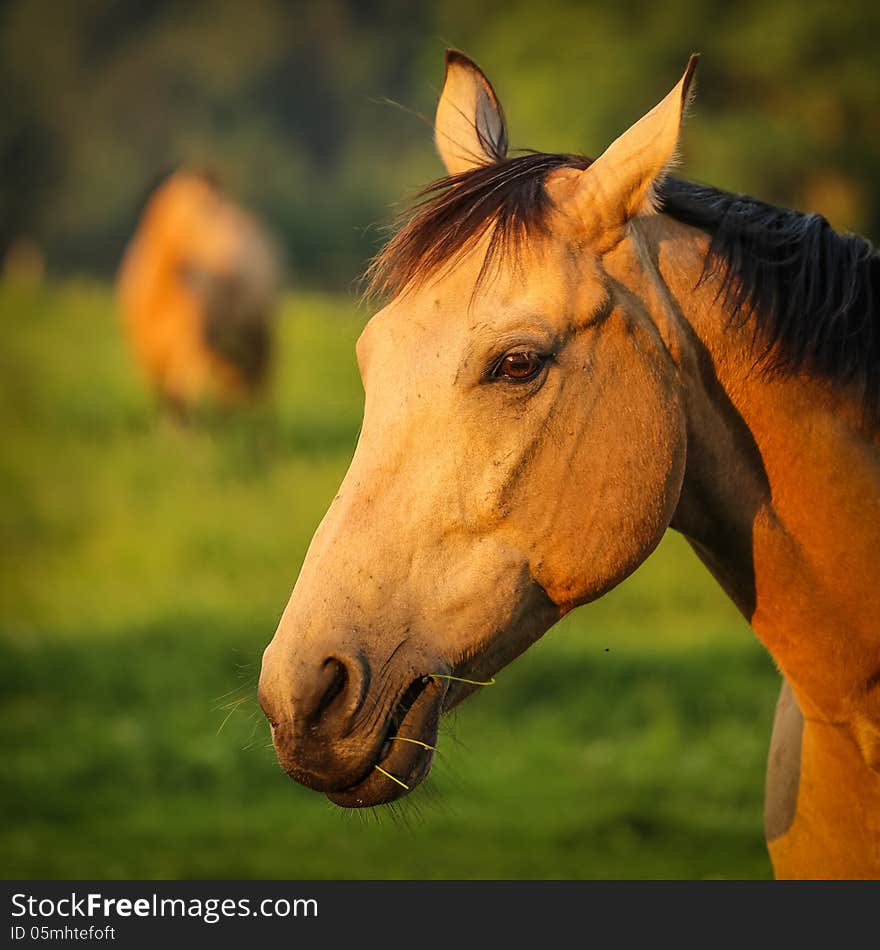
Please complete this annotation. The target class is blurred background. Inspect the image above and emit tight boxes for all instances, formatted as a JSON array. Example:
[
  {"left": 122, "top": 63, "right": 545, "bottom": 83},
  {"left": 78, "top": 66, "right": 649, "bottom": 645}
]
[{"left": 2, "top": 0, "right": 878, "bottom": 879}]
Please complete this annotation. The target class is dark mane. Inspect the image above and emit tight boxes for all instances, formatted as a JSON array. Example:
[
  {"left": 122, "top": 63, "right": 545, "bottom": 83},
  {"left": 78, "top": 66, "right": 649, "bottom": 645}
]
[
  {"left": 661, "top": 177, "right": 879, "bottom": 417},
  {"left": 367, "top": 152, "right": 879, "bottom": 419},
  {"left": 366, "top": 153, "right": 589, "bottom": 298}
]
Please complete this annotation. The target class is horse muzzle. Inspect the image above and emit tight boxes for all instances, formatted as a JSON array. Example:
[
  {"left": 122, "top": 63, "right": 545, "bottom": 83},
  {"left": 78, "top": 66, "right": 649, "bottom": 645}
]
[{"left": 259, "top": 643, "right": 449, "bottom": 806}]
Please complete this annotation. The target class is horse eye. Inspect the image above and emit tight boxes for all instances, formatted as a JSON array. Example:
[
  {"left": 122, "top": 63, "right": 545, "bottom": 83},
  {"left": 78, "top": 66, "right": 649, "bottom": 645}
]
[{"left": 493, "top": 351, "right": 544, "bottom": 381}]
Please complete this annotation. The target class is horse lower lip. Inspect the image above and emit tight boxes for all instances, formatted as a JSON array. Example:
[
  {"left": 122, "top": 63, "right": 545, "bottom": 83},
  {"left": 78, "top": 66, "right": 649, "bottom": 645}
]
[
  {"left": 327, "top": 676, "right": 446, "bottom": 806},
  {"left": 329, "top": 741, "right": 432, "bottom": 806}
]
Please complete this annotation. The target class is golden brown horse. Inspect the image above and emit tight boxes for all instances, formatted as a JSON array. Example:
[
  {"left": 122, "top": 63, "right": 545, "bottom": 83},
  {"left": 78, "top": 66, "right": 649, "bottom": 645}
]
[
  {"left": 259, "top": 52, "right": 880, "bottom": 879},
  {"left": 117, "top": 169, "right": 280, "bottom": 412}
]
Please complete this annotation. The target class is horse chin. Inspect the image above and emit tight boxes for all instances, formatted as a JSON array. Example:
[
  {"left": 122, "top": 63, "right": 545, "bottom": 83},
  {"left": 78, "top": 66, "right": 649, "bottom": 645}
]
[
  {"left": 326, "top": 674, "right": 446, "bottom": 808},
  {"left": 326, "top": 745, "right": 433, "bottom": 807}
]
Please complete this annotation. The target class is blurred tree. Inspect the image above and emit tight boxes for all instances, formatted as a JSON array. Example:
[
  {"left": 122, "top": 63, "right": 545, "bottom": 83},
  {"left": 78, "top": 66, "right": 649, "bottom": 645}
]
[{"left": 1, "top": 0, "right": 877, "bottom": 287}]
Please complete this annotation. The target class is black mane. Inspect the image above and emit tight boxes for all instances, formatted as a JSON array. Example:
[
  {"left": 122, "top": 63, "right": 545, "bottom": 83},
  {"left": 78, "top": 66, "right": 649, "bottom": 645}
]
[
  {"left": 367, "top": 152, "right": 879, "bottom": 420},
  {"left": 661, "top": 177, "right": 879, "bottom": 416}
]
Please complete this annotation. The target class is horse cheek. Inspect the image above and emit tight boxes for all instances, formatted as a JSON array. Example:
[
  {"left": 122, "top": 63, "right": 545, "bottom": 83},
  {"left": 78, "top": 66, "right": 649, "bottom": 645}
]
[{"left": 530, "top": 373, "right": 685, "bottom": 612}]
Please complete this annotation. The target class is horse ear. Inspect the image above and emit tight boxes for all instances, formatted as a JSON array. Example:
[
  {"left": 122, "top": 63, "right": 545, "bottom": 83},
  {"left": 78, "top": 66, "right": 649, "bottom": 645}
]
[
  {"left": 435, "top": 49, "right": 508, "bottom": 176},
  {"left": 580, "top": 55, "right": 699, "bottom": 228}
]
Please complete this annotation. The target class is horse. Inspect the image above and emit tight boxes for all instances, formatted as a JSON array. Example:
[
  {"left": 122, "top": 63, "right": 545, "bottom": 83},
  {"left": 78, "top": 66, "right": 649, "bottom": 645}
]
[
  {"left": 117, "top": 169, "right": 280, "bottom": 413},
  {"left": 258, "top": 51, "right": 880, "bottom": 879}
]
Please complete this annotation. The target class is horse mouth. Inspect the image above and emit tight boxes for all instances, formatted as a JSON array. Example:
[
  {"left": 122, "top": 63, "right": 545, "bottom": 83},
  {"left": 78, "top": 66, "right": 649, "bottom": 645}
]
[{"left": 327, "top": 674, "right": 447, "bottom": 808}]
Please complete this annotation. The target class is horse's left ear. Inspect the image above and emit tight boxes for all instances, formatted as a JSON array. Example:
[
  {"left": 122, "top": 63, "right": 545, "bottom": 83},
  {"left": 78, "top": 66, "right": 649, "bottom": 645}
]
[
  {"left": 435, "top": 49, "right": 508, "bottom": 176},
  {"left": 579, "top": 54, "right": 699, "bottom": 229}
]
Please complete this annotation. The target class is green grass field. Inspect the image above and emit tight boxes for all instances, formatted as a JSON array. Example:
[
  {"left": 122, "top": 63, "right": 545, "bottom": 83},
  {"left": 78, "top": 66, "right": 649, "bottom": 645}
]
[{"left": 0, "top": 282, "right": 780, "bottom": 879}]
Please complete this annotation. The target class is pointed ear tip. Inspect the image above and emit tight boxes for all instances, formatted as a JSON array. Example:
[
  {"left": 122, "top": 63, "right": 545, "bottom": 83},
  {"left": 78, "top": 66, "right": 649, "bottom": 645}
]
[
  {"left": 445, "top": 48, "right": 476, "bottom": 71},
  {"left": 675, "top": 53, "right": 700, "bottom": 110}
]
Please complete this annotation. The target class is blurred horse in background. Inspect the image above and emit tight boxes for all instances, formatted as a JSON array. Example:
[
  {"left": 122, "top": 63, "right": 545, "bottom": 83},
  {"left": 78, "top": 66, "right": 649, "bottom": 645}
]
[{"left": 117, "top": 169, "right": 280, "bottom": 414}]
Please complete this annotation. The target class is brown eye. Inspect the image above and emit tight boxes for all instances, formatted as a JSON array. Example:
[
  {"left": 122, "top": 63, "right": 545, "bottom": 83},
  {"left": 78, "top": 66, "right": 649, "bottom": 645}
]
[{"left": 494, "top": 351, "right": 544, "bottom": 381}]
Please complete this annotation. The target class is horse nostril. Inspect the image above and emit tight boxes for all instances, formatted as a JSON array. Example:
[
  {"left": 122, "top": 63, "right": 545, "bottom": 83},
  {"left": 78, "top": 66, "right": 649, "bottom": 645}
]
[{"left": 313, "top": 657, "right": 349, "bottom": 721}]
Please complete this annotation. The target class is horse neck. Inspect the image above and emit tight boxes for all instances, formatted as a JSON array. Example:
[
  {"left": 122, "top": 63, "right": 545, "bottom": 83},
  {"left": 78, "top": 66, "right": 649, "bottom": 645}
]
[{"left": 621, "top": 215, "right": 880, "bottom": 730}]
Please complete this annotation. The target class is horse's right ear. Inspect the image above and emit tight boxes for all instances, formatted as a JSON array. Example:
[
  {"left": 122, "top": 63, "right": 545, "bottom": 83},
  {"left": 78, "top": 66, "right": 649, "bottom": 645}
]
[
  {"left": 435, "top": 50, "right": 508, "bottom": 176},
  {"left": 576, "top": 55, "right": 699, "bottom": 232}
]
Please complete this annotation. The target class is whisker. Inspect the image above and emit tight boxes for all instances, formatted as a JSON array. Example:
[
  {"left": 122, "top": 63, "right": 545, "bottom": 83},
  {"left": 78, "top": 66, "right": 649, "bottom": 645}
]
[
  {"left": 211, "top": 683, "right": 254, "bottom": 704},
  {"left": 240, "top": 716, "right": 264, "bottom": 751},
  {"left": 215, "top": 695, "right": 253, "bottom": 735},
  {"left": 213, "top": 694, "right": 253, "bottom": 714}
]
